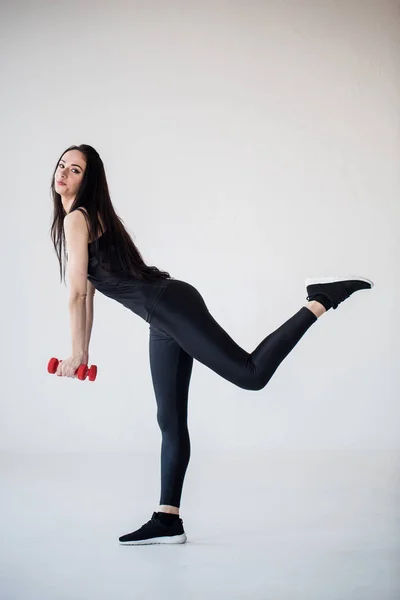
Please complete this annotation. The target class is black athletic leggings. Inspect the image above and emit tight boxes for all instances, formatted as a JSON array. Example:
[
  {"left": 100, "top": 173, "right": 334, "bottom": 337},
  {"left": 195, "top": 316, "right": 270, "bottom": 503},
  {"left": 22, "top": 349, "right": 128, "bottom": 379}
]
[{"left": 148, "top": 279, "right": 317, "bottom": 508}]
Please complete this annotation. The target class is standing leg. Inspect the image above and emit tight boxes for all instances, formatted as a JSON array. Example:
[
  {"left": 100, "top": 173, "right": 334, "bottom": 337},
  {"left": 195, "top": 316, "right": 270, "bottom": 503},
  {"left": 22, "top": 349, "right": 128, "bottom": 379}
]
[{"left": 149, "top": 324, "right": 194, "bottom": 512}]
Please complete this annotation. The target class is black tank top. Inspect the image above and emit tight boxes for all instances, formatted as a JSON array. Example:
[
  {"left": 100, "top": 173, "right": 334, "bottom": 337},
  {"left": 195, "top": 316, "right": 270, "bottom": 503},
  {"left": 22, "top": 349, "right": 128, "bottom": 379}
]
[{"left": 87, "top": 230, "right": 172, "bottom": 323}]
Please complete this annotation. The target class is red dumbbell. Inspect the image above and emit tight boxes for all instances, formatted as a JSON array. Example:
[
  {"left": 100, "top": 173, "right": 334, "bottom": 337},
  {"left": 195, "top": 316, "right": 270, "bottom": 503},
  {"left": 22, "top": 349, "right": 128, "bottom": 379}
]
[{"left": 47, "top": 357, "right": 98, "bottom": 381}]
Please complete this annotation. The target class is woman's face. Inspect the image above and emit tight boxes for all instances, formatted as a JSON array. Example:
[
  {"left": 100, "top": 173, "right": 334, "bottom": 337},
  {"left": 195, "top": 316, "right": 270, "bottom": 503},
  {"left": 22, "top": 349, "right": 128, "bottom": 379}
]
[{"left": 54, "top": 150, "right": 87, "bottom": 204}]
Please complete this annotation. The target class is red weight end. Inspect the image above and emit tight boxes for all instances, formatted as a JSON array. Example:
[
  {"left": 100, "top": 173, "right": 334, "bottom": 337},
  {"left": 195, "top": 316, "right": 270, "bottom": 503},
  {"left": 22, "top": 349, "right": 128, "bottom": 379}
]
[
  {"left": 47, "top": 357, "right": 59, "bottom": 374},
  {"left": 88, "top": 365, "right": 97, "bottom": 381},
  {"left": 76, "top": 364, "right": 88, "bottom": 380}
]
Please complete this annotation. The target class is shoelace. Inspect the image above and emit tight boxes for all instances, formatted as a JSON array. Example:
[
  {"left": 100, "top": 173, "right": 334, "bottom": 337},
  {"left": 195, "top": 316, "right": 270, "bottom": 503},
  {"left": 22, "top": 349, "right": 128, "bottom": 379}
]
[
  {"left": 141, "top": 514, "right": 177, "bottom": 532},
  {"left": 140, "top": 515, "right": 160, "bottom": 531},
  {"left": 307, "top": 282, "right": 350, "bottom": 307},
  {"left": 334, "top": 283, "right": 350, "bottom": 306},
  {"left": 138, "top": 513, "right": 181, "bottom": 533}
]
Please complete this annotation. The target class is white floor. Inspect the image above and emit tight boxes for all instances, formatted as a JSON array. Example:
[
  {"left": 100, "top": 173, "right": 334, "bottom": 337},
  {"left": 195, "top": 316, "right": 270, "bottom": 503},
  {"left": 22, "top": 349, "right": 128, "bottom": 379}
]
[{"left": 1, "top": 449, "right": 399, "bottom": 600}]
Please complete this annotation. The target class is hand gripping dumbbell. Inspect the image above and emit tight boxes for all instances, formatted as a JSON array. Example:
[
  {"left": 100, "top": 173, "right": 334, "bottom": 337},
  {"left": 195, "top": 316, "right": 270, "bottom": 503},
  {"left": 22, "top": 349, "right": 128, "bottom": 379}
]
[{"left": 47, "top": 357, "right": 98, "bottom": 381}]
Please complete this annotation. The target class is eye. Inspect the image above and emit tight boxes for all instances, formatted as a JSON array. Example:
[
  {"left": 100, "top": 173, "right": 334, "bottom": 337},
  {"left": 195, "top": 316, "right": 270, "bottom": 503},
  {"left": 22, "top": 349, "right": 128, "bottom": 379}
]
[{"left": 59, "top": 163, "right": 80, "bottom": 174}]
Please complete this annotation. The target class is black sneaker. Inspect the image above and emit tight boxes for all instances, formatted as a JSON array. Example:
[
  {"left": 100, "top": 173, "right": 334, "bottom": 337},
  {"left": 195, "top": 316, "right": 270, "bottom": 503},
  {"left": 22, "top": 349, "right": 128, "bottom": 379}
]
[
  {"left": 305, "top": 275, "right": 374, "bottom": 310},
  {"left": 118, "top": 512, "right": 187, "bottom": 545}
]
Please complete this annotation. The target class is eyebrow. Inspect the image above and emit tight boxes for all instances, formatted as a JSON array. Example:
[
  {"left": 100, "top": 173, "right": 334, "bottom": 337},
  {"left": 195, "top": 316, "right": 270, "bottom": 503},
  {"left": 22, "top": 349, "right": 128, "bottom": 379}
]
[{"left": 60, "top": 159, "right": 84, "bottom": 170}]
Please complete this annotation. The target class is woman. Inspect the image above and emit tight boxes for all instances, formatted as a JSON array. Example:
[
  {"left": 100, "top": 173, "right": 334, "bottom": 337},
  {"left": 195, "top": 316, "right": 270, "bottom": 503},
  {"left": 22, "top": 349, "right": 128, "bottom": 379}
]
[{"left": 51, "top": 144, "right": 374, "bottom": 546}]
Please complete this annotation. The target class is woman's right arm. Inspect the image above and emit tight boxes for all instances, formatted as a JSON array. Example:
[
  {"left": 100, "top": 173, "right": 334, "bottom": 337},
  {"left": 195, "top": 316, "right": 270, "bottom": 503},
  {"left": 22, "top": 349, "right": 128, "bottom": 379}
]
[{"left": 84, "top": 280, "right": 96, "bottom": 362}]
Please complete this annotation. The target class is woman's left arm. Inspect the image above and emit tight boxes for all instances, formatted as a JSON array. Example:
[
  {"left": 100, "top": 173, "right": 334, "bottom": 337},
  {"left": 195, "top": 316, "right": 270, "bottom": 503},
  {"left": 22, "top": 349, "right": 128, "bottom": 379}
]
[{"left": 57, "top": 210, "right": 90, "bottom": 377}]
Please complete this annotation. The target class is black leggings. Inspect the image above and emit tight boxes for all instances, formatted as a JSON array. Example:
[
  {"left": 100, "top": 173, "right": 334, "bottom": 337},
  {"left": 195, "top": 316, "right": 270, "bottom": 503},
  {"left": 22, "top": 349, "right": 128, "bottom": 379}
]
[{"left": 148, "top": 279, "right": 317, "bottom": 507}]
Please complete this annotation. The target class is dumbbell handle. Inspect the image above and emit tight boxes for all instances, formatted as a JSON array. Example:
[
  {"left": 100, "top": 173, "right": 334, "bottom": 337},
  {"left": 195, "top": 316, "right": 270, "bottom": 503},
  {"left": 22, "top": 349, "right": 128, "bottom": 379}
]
[{"left": 58, "top": 360, "right": 92, "bottom": 372}]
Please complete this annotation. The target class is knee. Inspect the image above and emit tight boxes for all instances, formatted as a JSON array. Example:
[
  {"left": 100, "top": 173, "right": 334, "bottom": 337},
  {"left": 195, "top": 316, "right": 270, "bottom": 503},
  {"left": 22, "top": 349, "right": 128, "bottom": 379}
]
[
  {"left": 246, "top": 380, "right": 265, "bottom": 392},
  {"left": 239, "top": 374, "right": 267, "bottom": 391},
  {"left": 157, "top": 409, "right": 187, "bottom": 434},
  {"left": 156, "top": 410, "right": 173, "bottom": 433}
]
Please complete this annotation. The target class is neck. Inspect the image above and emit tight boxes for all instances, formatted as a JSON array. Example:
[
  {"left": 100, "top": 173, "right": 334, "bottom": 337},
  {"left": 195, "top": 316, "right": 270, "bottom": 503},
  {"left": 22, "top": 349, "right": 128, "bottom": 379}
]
[{"left": 61, "top": 196, "right": 76, "bottom": 213}]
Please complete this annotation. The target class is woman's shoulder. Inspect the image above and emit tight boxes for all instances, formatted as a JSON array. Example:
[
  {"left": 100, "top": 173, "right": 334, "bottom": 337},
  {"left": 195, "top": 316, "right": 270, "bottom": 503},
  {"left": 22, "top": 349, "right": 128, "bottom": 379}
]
[{"left": 74, "top": 207, "right": 106, "bottom": 243}]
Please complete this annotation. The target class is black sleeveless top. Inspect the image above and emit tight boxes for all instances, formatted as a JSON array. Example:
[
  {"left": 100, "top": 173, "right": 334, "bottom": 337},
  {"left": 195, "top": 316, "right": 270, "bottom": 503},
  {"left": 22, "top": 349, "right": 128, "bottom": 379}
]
[{"left": 87, "top": 230, "right": 173, "bottom": 323}]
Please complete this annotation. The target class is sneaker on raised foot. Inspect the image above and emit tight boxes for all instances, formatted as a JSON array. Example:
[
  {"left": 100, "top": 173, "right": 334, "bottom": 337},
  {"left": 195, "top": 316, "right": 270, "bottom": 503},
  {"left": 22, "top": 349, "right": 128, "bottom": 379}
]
[
  {"left": 119, "top": 512, "right": 187, "bottom": 545},
  {"left": 305, "top": 275, "right": 374, "bottom": 310}
]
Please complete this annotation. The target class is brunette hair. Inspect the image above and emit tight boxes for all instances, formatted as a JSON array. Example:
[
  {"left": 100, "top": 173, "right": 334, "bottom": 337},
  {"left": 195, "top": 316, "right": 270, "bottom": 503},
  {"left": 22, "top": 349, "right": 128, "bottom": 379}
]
[{"left": 50, "top": 144, "right": 171, "bottom": 284}]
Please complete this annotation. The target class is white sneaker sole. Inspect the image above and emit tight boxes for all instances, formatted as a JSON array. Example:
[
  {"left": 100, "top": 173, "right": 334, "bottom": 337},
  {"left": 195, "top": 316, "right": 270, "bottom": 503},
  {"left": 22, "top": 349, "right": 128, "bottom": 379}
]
[
  {"left": 119, "top": 532, "right": 187, "bottom": 545},
  {"left": 305, "top": 275, "right": 374, "bottom": 288}
]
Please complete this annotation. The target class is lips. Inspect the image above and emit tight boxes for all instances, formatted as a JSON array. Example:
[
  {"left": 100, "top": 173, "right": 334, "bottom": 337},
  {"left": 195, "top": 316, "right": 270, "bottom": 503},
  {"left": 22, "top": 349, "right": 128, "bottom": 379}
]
[{"left": 57, "top": 180, "right": 66, "bottom": 186}]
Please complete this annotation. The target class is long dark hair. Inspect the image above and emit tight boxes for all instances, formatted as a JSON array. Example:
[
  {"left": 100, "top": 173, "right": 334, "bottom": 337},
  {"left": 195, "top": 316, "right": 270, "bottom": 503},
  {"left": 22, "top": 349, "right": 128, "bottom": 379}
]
[{"left": 50, "top": 144, "right": 171, "bottom": 284}]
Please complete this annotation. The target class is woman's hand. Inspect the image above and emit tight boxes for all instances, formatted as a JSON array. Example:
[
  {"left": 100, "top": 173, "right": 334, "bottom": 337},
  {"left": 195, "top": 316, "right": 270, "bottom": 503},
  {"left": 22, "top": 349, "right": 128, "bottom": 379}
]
[{"left": 56, "top": 354, "right": 86, "bottom": 378}]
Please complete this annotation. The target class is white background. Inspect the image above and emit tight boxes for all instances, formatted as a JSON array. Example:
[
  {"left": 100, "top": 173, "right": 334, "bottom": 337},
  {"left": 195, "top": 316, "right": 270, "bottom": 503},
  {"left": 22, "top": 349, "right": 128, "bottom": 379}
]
[{"left": 1, "top": 1, "right": 399, "bottom": 599}]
